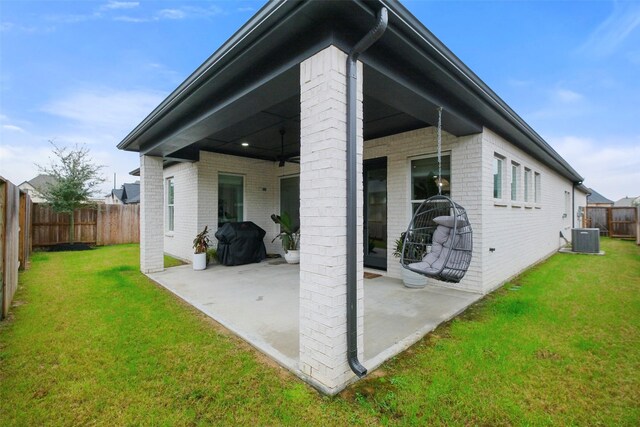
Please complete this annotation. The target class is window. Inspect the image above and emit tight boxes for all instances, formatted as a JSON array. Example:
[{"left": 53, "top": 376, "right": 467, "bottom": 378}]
[
  {"left": 166, "top": 177, "right": 174, "bottom": 232},
  {"left": 534, "top": 172, "right": 541, "bottom": 203},
  {"left": 280, "top": 176, "right": 300, "bottom": 230},
  {"left": 524, "top": 168, "right": 532, "bottom": 202},
  {"left": 493, "top": 156, "right": 503, "bottom": 199},
  {"left": 218, "top": 174, "right": 244, "bottom": 227},
  {"left": 564, "top": 191, "right": 571, "bottom": 218},
  {"left": 411, "top": 154, "right": 451, "bottom": 213},
  {"left": 511, "top": 162, "right": 520, "bottom": 201}
]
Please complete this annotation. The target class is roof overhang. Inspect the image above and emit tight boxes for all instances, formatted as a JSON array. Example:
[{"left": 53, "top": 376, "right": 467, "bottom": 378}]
[{"left": 118, "top": 0, "right": 583, "bottom": 183}]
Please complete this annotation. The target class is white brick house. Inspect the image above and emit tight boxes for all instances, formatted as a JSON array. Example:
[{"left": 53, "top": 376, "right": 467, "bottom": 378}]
[{"left": 119, "top": 0, "right": 588, "bottom": 393}]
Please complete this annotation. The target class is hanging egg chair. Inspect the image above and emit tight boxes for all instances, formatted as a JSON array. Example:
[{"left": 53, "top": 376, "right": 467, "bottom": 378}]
[{"left": 400, "top": 195, "right": 472, "bottom": 284}]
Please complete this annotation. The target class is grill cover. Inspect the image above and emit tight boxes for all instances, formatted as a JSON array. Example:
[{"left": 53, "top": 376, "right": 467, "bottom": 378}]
[{"left": 215, "top": 221, "right": 267, "bottom": 266}]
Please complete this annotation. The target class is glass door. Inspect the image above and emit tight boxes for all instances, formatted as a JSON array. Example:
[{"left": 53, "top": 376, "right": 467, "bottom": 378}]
[
  {"left": 364, "top": 157, "right": 387, "bottom": 270},
  {"left": 280, "top": 176, "right": 300, "bottom": 229}
]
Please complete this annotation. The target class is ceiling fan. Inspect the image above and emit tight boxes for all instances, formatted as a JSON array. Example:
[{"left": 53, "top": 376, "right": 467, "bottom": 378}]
[{"left": 276, "top": 129, "right": 300, "bottom": 167}]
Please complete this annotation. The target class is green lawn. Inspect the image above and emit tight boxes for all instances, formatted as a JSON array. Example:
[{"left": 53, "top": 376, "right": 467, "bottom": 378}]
[{"left": 1, "top": 239, "right": 638, "bottom": 425}]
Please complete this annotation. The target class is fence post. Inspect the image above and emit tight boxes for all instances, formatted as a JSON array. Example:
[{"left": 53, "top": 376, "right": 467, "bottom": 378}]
[
  {"left": 636, "top": 206, "right": 639, "bottom": 246},
  {"left": 1, "top": 180, "right": 5, "bottom": 319},
  {"left": 18, "top": 193, "right": 25, "bottom": 270},
  {"left": 96, "top": 204, "right": 102, "bottom": 246}
]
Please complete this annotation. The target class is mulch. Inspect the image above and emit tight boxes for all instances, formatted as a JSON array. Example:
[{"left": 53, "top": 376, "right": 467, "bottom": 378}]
[{"left": 47, "top": 243, "right": 94, "bottom": 252}]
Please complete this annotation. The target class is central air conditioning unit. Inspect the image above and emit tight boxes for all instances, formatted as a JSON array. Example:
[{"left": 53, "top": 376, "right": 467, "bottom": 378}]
[{"left": 571, "top": 228, "right": 600, "bottom": 253}]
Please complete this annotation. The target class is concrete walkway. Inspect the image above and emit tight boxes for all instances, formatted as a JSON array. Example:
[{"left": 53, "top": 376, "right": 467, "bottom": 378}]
[{"left": 148, "top": 261, "right": 481, "bottom": 376}]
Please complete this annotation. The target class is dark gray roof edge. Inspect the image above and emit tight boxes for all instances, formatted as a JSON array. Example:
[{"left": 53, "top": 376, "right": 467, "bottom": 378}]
[
  {"left": 117, "top": 0, "right": 297, "bottom": 151},
  {"left": 577, "top": 184, "right": 590, "bottom": 195},
  {"left": 119, "top": 0, "right": 583, "bottom": 183},
  {"left": 379, "top": 0, "right": 583, "bottom": 182}
]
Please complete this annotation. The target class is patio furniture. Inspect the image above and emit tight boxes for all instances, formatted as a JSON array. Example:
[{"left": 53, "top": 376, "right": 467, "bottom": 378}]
[
  {"left": 400, "top": 198, "right": 472, "bottom": 283},
  {"left": 215, "top": 221, "right": 267, "bottom": 266}
]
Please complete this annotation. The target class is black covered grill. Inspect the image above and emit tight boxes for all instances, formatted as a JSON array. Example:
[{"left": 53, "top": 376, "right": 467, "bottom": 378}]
[{"left": 215, "top": 221, "right": 267, "bottom": 266}]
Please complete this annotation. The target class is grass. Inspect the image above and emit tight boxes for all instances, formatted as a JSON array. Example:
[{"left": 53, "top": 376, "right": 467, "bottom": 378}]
[{"left": 1, "top": 239, "right": 638, "bottom": 425}]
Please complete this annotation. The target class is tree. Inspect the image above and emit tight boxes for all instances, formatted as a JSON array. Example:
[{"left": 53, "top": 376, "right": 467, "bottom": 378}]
[{"left": 37, "top": 142, "right": 105, "bottom": 244}]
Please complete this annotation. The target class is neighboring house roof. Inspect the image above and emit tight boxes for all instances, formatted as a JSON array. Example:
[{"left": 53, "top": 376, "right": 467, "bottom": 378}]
[
  {"left": 18, "top": 174, "right": 58, "bottom": 202},
  {"left": 121, "top": 183, "right": 140, "bottom": 203},
  {"left": 109, "top": 182, "right": 140, "bottom": 204},
  {"left": 19, "top": 174, "right": 56, "bottom": 191},
  {"left": 587, "top": 188, "right": 613, "bottom": 204},
  {"left": 117, "top": 0, "right": 583, "bottom": 184},
  {"left": 614, "top": 196, "right": 640, "bottom": 207},
  {"left": 111, "top": 188, "right": 124, "bottom": 202}
]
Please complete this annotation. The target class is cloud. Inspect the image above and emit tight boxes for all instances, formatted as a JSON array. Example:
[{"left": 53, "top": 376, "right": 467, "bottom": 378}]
[
  {"left": 113, "top": 4, "right": 224, "bottom": 23},
  {"left": 41, "top": 87, "right": 165, "bottom": 132},
  {"left": 554, "top": 88, "right": 584, "bottom": 104},
  {"left": 0, "top": 21, "right": 52, "bottom": 33},
  {"left": 100, "top": 1, "right": 139, "bottom": 11},
  {"left": 527, "top": 86, "right": 589, "bottom": 120},
  {"left": 0, "top": 143, "right": 53, "bottom": 186},
  {"left": 237, "top": 7, "right": 256, "bottom": 13},
  {"left": 45, "top": 2, "right": 224, "bottom": 26},
  {"left": 113, "top": 15, "right": 148, "bottom": 23},
  {"left": 2, "top": 124, "right": 25, "bottom": 132},
  {"left": 157, "top": 9, "right": 187, "bottom": 20},
  {"left": 0, "top": 88, "right": 163, "bottom": 193},
  {"left": 578, "top": 2, "right": 640, "bottom": 58},
  {"left": 550, "top": 134, "right": 640, "bottom": 200},
  {"left": 507, "top": 78, "right": 533, "bottom": 88}
]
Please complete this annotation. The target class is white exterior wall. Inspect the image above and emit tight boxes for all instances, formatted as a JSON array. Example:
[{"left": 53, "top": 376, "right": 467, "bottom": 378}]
[
  {"left": 364, "top": 127, "right": 484, "bottom": 293},
  {"left": 158, "top": 125, "right": 582, "bottom": 297},
  {"left": 480, "top": 128, "right": 577, "bottom": 293},
  {"left": 298, "top": 45, "right": 364, "bottom": 394},
  {"left": 162, "top": 153, "right": 288, "bottom": 262},
  {"left": 140, "top": 155, "right": 164, "bottom": 273},
  {"left": 163, "top": 162, "right": 199, "bottom": 260}
]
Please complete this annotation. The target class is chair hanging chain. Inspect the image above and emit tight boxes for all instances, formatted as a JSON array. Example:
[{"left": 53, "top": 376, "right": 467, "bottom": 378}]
[{"left": 437, "top": 106, "right": 443, "bottom": 195}]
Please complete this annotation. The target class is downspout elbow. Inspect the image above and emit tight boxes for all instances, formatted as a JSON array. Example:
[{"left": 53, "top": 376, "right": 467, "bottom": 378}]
[{"left": 345, "top": 7, "right": 388, "bottom": 379}]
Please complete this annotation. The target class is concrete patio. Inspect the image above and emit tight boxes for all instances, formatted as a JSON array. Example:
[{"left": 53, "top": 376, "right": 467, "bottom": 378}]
[{"left": 148, "top": 260, "right": 482, "bottom": 379}]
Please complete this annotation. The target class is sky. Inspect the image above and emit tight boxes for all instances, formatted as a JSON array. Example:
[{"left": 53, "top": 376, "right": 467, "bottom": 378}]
[{"left": 1, "top": 0, "right": 639, "bottom": 201}]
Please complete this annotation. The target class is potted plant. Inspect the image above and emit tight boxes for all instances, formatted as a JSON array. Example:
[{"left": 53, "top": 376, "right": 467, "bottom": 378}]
[
  {"left": 271, "top": 213, "right": 300, "bottom": 264},
  {"left": 192, "top": 226, "right": 210, "bottom": 270},
  {"left": 393, "top": 232, "right": 427, "bottom": 288}
]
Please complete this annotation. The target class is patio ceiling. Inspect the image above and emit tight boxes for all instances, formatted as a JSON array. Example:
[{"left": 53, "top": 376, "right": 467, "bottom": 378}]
[{"left": 119, "top": 0, "right": 583, "bottom": 183}]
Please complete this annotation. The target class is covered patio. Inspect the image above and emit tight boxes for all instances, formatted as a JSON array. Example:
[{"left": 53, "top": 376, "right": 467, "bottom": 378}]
[
  {"left": 149, "top": 262, "right": 481, "bottom": 382},
  {"left": 119, "top": 0, "right": 504, "bottom": 393}
]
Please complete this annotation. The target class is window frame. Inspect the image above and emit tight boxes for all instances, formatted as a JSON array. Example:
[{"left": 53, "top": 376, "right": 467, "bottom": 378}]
[
  {"left": 511, "top": 161, "right": 520, "bottom": 202},
  {"left": 493, "top": 155, "right": 504, "bottom": 199},
  {"left": 218, "top": 173, "right": 245, "bottom": 228},
  {"left": 524, "top": 167, "right": 532, "bottom": 203},
  {"left": 409, "top": 152, "right": 452, "bottom": 215},
  {"left": 279, "top": 174, "right": 300, "bottom": 231},
  {"left": 534, "top": 172, "right": 541, "bottom": 204},
  {"left": 166, "top": 177, "right": 175, "bottom": 233}
]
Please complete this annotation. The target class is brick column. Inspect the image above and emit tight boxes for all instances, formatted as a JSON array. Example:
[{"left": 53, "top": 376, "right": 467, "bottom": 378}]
[
  {"left": 140, "top": 154, "right": 164, "bottom": 273},
  {"left": 299, "top": 45, "right": 364, "bottom": 393}
]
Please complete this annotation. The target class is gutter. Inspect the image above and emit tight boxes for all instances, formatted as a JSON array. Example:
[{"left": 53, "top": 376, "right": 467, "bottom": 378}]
[
  {"left": 117, "top": 0, "right": 294, "bottom": 151},
  {"left": 378, "top": 0, "right": 583, "bottom": 183},
  {"left": 346, "top": 6, "right": 388, "bottom": 378}
]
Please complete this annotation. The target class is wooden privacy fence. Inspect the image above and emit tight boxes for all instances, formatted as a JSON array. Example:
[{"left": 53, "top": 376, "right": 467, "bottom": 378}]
[
  {"left": 1, "top": 177, "right": 32, "bottom": 319},
  {"left": 584, "top": 206, "right": 638, "bottom": 240},
  {"left": 32, "top": 203, "right": 140, "bottom": 247}
]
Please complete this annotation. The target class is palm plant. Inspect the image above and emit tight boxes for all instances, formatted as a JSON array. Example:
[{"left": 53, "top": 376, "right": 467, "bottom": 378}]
[{"left": 270, "top": 212, "right": 299, "bottom": 253}]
